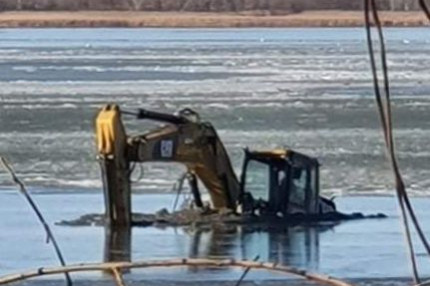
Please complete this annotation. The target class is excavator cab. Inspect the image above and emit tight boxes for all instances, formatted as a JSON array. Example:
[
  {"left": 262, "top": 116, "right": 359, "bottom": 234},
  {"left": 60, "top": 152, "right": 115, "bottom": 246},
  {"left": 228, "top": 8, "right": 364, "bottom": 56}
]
[{"left": 240, "top": 149, "right": 332, "bottom": 215}]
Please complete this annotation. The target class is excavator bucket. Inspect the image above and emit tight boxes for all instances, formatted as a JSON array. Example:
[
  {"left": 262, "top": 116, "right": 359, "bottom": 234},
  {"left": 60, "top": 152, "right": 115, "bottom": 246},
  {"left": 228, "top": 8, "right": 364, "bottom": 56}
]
[{"left": 95, "top": 104, "right": 127, "bottom": 158}]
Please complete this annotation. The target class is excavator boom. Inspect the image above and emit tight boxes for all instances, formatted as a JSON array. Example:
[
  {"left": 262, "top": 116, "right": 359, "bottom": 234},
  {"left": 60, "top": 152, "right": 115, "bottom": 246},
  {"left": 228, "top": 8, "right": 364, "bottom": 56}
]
[{"left": 96, "top": 104, "right": 240, "bottom": 220}]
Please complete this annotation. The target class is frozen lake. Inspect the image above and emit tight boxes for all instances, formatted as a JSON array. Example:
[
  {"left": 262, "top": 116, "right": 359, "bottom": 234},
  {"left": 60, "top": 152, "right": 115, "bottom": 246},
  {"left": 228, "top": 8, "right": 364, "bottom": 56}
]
[{"left": 0, "top": 28, "right": 430, "bottom": 195}]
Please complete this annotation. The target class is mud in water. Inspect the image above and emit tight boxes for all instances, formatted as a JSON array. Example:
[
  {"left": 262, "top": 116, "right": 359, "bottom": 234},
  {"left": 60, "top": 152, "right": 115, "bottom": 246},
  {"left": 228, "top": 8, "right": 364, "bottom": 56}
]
[{"left": 57, "top": 207, "right": 387, "bottom": 228}]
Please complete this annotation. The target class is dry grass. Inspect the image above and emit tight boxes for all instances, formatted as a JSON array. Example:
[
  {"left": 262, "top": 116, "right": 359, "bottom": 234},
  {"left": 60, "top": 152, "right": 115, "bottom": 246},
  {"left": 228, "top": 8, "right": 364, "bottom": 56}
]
[{"left": 0, "top": 10, "right": 428, "bottom": 28}]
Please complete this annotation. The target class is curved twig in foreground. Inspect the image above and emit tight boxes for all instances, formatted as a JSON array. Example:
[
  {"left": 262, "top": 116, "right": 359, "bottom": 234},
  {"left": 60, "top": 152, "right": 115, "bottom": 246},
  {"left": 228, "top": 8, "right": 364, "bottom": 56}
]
[{"left": 0, "top": 258, "right": 354, "bottom": 286}]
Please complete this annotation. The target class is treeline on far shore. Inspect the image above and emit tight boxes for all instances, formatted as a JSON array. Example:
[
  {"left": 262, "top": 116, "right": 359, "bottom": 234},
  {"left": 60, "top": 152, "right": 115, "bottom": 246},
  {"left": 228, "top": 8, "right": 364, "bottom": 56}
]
[{"left": 0, "top": 0, "right": 423, "bottom": 12}]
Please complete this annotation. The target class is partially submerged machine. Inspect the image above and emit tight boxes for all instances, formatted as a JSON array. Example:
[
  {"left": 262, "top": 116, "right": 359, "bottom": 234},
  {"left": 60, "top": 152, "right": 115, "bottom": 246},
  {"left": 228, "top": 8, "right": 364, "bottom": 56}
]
[
  {"left": 241, "top": 149, "right": 335, "bottom": 216},
  {"left": 95, "top": 104, "right": 337, "bottom": 227}
]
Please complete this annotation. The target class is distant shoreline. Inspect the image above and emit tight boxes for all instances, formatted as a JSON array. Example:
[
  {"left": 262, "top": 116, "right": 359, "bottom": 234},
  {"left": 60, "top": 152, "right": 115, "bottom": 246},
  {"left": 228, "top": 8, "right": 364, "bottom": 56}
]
[{"left": 0, "top": 10, "right": 428, "bottom": 28}]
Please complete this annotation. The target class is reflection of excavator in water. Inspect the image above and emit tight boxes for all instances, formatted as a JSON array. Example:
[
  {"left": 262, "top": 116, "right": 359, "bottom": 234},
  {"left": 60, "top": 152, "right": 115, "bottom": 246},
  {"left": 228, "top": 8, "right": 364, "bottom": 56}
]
[{"left": 95, "top": 104, "right": 338, "bottom": 227}]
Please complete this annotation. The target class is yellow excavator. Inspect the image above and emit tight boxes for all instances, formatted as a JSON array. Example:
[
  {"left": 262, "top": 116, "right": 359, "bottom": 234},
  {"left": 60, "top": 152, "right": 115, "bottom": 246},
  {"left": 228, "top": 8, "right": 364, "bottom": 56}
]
[{"left": 95, "top": 104, "right": 336, "bottom": 227}]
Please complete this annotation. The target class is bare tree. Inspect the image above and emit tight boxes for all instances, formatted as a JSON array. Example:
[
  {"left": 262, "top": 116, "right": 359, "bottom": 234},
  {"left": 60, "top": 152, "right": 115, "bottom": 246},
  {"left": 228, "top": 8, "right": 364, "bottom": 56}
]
[{"left": 127, "top": 0, "right": 146, "bottom": 10}]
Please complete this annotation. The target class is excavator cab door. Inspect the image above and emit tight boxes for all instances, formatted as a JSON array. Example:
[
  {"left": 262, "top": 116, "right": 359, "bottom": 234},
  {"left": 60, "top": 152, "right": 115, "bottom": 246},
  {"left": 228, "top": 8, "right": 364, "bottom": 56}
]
[{"left": 287, "top": 163, "right": 319, "bottom": 214}]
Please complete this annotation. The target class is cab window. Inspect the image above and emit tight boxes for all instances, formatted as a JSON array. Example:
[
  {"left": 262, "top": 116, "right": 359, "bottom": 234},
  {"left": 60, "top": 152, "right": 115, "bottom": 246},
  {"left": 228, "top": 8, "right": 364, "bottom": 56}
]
[
  {"left": 289, "top": 167, "right": 308, "bottom": 208},
  {"left": 244, "top": 160, "right": 269, "bottom": 201}
]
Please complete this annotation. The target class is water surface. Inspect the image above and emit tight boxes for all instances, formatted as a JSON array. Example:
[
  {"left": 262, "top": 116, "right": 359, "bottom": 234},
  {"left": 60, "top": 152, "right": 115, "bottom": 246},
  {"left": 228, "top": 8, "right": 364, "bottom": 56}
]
[
  {"left": 0, "top": 28, "right": 430, "bottom": 195},
  {"left": 1, "top": 28, "right": 430, "bottom": 284},
  {"left": 1, "top": 192, "right": 430, "bottom": 281}
]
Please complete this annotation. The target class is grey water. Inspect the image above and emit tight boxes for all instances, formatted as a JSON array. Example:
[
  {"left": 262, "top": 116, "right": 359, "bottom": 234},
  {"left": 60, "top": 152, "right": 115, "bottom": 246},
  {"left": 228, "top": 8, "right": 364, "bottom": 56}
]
[
  {"left": 1, "top": 28, "right": 430, "bottom": 283},
  {"left": 1, "top": 193, "right": 430, "bottom": 282}
]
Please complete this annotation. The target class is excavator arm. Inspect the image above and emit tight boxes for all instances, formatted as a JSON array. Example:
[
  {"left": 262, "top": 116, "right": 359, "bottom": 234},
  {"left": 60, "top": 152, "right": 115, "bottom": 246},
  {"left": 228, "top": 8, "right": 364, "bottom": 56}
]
[{"left": 96, "top": 104, "right": 240, "bottom": 214}]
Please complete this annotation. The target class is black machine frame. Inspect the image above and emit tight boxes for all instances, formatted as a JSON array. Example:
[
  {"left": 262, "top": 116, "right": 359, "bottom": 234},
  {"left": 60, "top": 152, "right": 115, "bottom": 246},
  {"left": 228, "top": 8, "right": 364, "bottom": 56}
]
[{"left": 239, "top": 149, "right": 320, "bottom": 215}]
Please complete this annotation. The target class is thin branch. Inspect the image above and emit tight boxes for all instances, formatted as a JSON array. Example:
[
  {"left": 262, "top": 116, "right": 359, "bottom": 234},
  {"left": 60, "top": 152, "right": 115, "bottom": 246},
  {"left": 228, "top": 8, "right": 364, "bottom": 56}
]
[
  {"left": 0, "top": 258, "right": 354, "bottom": 286},
  {"left": 363, "top": 0, "right": 430, "bottom": 283},
  {"left": 112, "top": 268, "right": 126, "bottom": 286},
  {"left": 419, "top": 0, "right": 430, "bottom": 22},
  {"left": 369, "top": 0, "right": 430, "bottom": 259},
  {"left": 416, "top": 279, "right": 430, "bottom": 286},
  {"left": 235, "top": 255, "right": 259, "bottom": 286},
  {"left": 0, "top": 157, "right": 72, "bottom": 286}
]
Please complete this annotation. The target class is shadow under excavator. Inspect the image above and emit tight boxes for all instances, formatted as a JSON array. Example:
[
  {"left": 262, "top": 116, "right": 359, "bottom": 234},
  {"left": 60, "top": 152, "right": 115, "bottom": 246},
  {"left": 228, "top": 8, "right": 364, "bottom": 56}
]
[
  {"left": 104, "top": 226, "right": 132, "bottom": 267},
  {"left": 103, "top": 223, "right": 335, "bottom": 274},
  {"left": 185, "top": 224, "right": 335, "bottom": 271}
]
